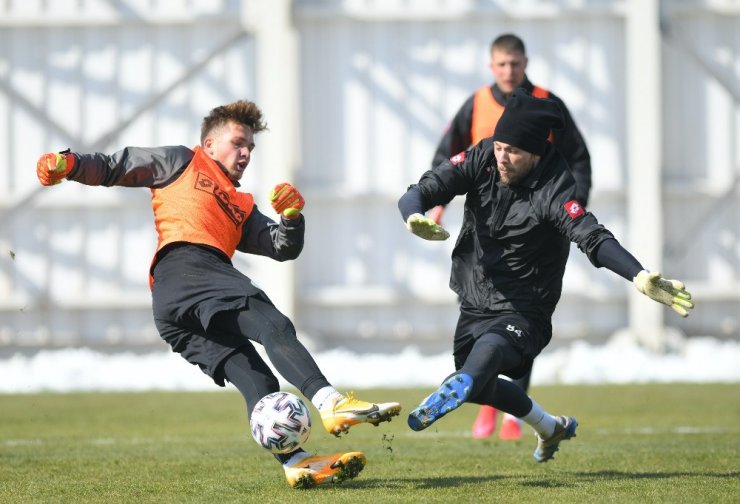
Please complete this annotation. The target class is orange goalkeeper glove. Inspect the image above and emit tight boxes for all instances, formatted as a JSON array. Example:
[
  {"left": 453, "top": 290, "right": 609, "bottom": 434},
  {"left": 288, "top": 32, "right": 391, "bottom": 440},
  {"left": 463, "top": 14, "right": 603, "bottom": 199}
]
[
  {"left": 37, "top": 150, "right": 75, "bottom": 186},
  {"left": 269, "top": 182, "right": 304, "bottom": 220}
]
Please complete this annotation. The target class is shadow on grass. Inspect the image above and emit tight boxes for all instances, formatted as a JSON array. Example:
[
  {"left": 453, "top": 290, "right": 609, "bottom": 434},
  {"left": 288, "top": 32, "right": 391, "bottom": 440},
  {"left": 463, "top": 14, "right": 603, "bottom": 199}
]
[
  {"left": 520, "top": 469, "right": 740, "bottom": 488},
  {"left": 572, "top": 470, "right": 740, "bottom": 481},
  {"left": 345, "top": 475, "right": 505, "bottom": 489},
  {"left": 343, "top": 469, "right": 740, "bottom": 491}
]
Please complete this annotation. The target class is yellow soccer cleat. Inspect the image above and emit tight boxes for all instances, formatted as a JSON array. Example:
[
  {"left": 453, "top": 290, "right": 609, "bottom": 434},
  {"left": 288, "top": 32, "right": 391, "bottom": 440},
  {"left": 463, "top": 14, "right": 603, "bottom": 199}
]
[
  {"left": 320, "top": 393, "right": 402, "bottom": 437},
  {"left": 284, "top": 451, "right": 366, "bottom": 489}
]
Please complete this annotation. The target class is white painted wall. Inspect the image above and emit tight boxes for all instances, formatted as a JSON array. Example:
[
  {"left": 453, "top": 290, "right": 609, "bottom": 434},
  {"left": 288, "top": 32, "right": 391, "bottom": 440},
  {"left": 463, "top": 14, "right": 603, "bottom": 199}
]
[
  {"left": 0, "top": 0, "right": 737, "bottom": 352},
  {"left": 0, "top": 1, "right": 260, "bottom": 347}
]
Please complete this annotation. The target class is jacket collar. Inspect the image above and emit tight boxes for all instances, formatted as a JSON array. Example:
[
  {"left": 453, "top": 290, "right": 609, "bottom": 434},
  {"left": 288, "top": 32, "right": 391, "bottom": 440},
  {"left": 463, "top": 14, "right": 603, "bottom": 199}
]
[{"left": 520, "top": 144, "right": 557, "bottom": 190}]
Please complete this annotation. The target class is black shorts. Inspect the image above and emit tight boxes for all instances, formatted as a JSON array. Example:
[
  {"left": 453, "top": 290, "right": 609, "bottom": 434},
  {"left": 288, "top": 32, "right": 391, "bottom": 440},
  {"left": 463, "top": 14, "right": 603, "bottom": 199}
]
[
  {"left": 452, "top": 305, "right": 552, "bottom": 380},
  {"left": 151, "top": 244, "right": 269, "bottom": 386}
]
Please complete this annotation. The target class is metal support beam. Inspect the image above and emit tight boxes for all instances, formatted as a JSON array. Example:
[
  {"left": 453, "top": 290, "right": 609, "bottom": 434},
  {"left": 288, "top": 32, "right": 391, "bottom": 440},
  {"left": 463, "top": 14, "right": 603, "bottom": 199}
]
[
  {"left": 241, "top": 0, "right": 299, "bottom": 318},
  {"left": 626, "top": 0, "right": 666, "bottom": 350},
  {"left": 0, "top": 30, "right": 249, "bottom": 228}
]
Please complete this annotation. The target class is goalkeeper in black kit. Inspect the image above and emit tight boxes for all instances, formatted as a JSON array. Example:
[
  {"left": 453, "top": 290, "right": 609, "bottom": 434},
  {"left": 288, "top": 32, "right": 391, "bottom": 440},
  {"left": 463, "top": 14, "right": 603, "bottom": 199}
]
[{"left": 398, "top": 88, "right": 693, "bottom": 462}]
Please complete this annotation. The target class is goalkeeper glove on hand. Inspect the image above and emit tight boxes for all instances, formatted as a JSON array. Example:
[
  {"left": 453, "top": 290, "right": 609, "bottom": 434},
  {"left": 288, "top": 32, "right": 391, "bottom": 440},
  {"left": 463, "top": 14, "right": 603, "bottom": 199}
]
[
  {"left": 633, "top": 270, "right": 694, "bottom": 317},
  {"left": 37, "top": 150, "right": 75, "bottom": 186},
  {"left": 406, "top": 213, "right": 450, "bottom": 241},
  {"left": 269, "top": 182, "right": 304, "bottom": 219}
]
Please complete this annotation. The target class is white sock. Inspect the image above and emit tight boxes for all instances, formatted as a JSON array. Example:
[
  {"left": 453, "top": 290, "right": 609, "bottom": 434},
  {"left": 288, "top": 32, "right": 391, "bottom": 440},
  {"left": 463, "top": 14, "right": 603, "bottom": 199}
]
[
  {"left": 521, "top": 399, "right": 557, "bottom": 438},
  {"left": 282, "top": 450, "right": 310, "bottom": 468},
  {"left": 311, "top": 386, "right": 343, "bottom": 410}
]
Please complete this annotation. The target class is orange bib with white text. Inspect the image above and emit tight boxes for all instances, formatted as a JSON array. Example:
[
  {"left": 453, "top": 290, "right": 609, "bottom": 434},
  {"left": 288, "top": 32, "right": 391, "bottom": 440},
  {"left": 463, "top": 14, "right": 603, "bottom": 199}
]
[{"left": 151, "top": 146, "right": 254, "bottom": 260}]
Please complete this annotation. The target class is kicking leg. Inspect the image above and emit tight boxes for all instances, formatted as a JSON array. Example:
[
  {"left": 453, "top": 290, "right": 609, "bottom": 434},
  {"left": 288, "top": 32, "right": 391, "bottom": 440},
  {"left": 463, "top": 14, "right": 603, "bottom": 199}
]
[
  {"left": 211, "top": 299, "right": 400, "bottom": 437},
  {"left": 219, "top": 349, "right": 367, "bottom": 488},
  {"left": 219, "top": 346, "right": 280, "bottom": 416},
  {"left": 408, "top": 331, "right": 520, "bottom": 431},
  {"left": 465, "top": 332, "right": 524, "bottom": 438}
]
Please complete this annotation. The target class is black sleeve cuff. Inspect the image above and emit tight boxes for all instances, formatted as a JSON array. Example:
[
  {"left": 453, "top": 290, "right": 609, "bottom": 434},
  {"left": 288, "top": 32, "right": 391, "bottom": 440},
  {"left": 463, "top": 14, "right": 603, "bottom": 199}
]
[
  {"left": 398, "top": 186, "right": 426, "bottom": 222},
  {"left": 594, "top": 238, "right": 644, "bottom": 280}
]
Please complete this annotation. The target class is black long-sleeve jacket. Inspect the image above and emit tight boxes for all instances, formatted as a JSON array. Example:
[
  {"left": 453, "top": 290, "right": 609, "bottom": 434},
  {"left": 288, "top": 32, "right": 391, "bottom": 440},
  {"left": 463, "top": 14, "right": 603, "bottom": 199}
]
[
  {"left": 65, "top": 145, "right": 304, "bottom": 262},
  {"left": 402, "top": 138, "right": 613, "bottom": 322},
  {"left": 431, "top": 78, "right": 592, "bottom": 206}
]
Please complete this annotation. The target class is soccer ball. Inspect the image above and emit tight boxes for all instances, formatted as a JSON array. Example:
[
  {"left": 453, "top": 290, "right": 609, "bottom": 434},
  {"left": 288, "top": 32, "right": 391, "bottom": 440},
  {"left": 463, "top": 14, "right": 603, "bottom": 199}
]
[{"left": 250, "top": 392, "right": 311, "bottom": 454}]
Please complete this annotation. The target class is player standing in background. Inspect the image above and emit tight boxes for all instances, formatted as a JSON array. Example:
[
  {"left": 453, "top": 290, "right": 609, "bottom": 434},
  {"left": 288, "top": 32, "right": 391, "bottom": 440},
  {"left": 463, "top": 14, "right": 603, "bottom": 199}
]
[
  {"left": 400, "top": 89, "right": 693, "bottom": 462},
  {"left": 36, "top": 99, "right": 401, "bottom": 489},
  {"left": 429, "top": 33, "right": 592, "bottom": 441}
]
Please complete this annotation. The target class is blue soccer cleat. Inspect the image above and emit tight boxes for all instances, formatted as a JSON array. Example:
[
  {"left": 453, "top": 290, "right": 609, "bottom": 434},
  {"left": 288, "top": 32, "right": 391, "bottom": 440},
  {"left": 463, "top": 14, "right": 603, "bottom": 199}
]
[
  {"left": 408, "top": 373, "right": 473, "bottom": 431},
  {"left": 533, "top": 415, "right": 578, "bottom": 462}
]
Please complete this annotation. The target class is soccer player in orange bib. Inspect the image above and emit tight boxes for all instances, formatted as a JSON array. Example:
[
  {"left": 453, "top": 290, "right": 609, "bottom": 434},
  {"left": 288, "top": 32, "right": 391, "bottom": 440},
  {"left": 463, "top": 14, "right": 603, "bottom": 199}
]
[{"left": 37, "top": 100, "right": 401, "bottom": 488}]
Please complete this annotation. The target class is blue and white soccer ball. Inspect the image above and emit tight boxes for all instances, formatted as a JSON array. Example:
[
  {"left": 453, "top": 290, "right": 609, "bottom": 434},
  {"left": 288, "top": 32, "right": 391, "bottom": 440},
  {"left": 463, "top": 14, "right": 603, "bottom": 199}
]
[{"left": 250, "top": 392, "right": 312, "bottom": 454}]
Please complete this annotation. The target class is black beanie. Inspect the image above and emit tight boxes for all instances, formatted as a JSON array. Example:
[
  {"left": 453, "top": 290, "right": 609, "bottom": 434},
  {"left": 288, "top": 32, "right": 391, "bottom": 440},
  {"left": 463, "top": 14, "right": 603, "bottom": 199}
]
[{"left": 492, "top": 87, "right": 565, "bottom": 156}]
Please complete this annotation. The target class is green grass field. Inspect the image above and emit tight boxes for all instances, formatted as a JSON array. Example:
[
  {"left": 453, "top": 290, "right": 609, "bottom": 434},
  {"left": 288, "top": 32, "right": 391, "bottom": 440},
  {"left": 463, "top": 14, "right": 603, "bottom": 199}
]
[{"left": 2, "top": 384, "right": 738, "bottom": 503}]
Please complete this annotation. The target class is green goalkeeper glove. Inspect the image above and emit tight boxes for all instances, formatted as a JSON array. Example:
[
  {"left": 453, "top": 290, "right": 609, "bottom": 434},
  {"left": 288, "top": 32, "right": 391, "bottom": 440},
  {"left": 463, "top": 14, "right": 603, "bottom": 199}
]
[
  {"left": 406, "top": 213, "right": 449, "bottom": 241},
  {"left": 633, "top": 270, "right": 694, "bottom": 317}
]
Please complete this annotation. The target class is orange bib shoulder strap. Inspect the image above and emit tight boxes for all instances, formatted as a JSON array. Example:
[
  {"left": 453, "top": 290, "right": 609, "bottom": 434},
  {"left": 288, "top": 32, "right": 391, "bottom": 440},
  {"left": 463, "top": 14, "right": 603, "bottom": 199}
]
[
  {"left": 471, "top": 86, "right": 505, "bottom": 145},
  {"left": 530, "top": 87, "right": 555, "bottom": 143},
  {"left": 472, "top": 85, "right": 554, "bottom": 148}
]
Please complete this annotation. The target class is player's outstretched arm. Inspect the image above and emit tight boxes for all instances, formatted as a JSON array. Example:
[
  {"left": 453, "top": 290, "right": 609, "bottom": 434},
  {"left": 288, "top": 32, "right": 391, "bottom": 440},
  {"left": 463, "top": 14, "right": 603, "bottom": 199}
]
[
  {"left": 405, "top": 213, "right": 449, "bottom": 241},
  {"left": 39, "top": 146, "right": 194, "bottom": 188},
  {"left": 37, "top": 150, "right": 75, "bottom": 186},
  {"left": 633, "top": 270, "right": 694, "bottom": 317}
]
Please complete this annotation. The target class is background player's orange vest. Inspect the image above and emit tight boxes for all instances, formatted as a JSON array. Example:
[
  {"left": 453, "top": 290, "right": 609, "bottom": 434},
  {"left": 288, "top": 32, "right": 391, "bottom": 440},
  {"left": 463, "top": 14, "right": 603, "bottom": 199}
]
[
  {"left": 151, "top": 146, "right": 254, "bottom": 260},
  {"left": 471, "top": 86, "right": 552, "bottom": 145}
]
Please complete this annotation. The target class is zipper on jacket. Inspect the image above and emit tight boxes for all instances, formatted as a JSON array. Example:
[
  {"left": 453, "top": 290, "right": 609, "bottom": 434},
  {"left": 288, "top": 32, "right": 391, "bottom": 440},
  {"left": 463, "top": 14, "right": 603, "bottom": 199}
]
[{"left": 490, "top": 184, "right": 513, "bottom": 237}]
